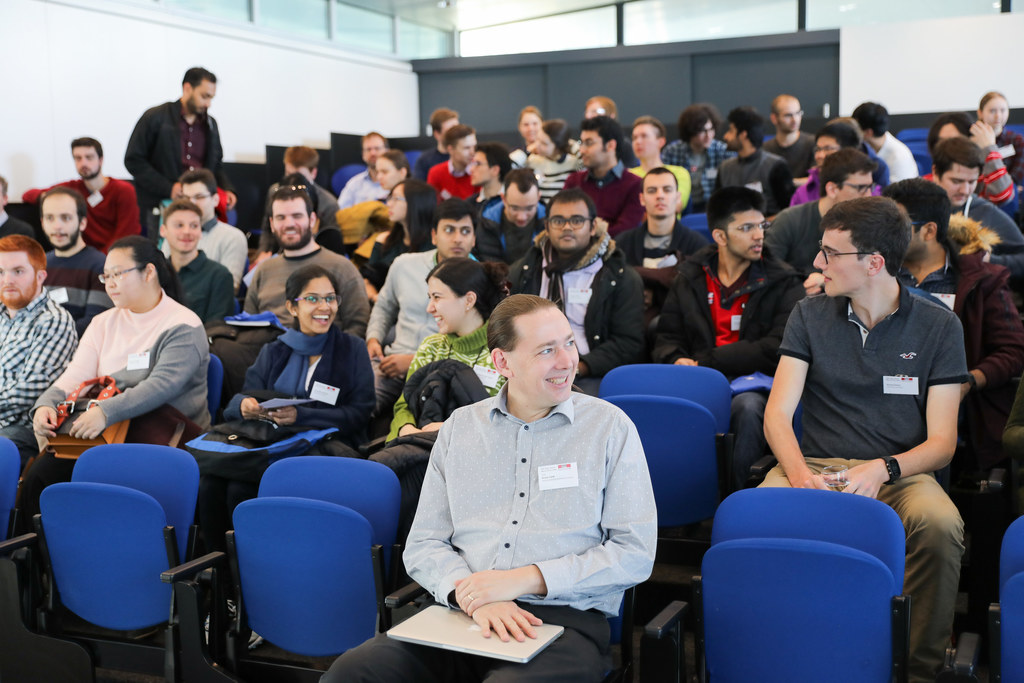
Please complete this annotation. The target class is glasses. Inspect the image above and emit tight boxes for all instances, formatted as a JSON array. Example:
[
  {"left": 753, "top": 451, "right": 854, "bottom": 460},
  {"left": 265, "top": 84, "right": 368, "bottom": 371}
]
[
  {"left": 386, "top": 195, "right": 406, "bottom": 203},
  {"left": 732, "top": 221, "right": 770, "bottom": 234},
  {"left": 817, "top": 241, "right": 876, "bottom": 264},
  {"left": 814, "top": 145, "right": 841, "bottom": 154},
  {"left": 548, "top": 215, "right": 590, "bottom": 229},
  {"left": 839, "top": 181, "right": 873, "bottom": 195},
  {"left": 98, "top": 265, "right": 144, "bottom": 284},
  {"left": 293, "top": 294, "right": 338, "bottom": 306}
]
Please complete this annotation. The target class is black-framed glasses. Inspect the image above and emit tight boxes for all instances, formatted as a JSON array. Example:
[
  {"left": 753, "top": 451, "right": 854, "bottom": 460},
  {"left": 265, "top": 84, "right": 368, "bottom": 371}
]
[
  {"left": 839, "top": 181, "right": 873, "bottom": 195},
  {"left": 293, "top": 294, "right": 338, "bottom": 305},
  {"left": 548, "top": 215, "right": 590, "bottom": 229},
  {"left": 98, "top": 265, "right": 144, "bottom": 284},
  {"left": 817, "top": 240, "right": 875, "bottom": 265}
]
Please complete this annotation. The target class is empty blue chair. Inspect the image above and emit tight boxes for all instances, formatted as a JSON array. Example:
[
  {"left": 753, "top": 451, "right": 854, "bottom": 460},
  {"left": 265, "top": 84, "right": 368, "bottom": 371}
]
[
  {"left": 0, "top": 438, "right": 20, "bottom": 538},
  {"left": 402, "top": 148, "right": 422, "bottom": 171},
  {"left": 896, "top": 127, "right": 929, "bottom": 144},
  {"left": 984, "top": 516, "right": 1024, "bottom": 679},
  {"left": 600, "top": 363, "right": 732, "bottom": 434},
  {"left": 331, "top": 163, "right": 368, "bottom": 196},
  {"left": 207, "top": 354, "right": 224, "bottom": 422},
  {"left": 680, "top": 212, "right": 712, "bottom": 243}
]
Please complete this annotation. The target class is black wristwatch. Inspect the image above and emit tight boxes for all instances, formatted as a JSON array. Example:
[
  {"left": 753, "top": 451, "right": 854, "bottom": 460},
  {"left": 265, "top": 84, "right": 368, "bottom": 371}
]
[{"left": 881, "top": 456, "right": 901, "bottom": 485}]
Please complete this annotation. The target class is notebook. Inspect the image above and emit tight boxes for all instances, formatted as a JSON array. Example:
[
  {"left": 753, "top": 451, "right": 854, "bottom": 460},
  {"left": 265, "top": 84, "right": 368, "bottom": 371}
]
[{"left": 387, "top": 605, "right": 565, "bottom": 663}]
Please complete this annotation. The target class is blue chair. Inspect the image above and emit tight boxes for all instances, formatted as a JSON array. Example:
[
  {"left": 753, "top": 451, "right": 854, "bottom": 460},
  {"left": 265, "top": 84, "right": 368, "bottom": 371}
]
[
  {"left": 0, "top": 438, "right": 20, "bottom": 538},
  {"left": 207, "top": 354, "right": 225, "bottom": 422},
  {"left": 905, "top": 140, "right": 933, "bottom": 177},
  {"left": 984, "top": 516, "right": 1024, "bottom": 680},
  {"left": 402, "top": 148, "right": 422, "bottom": 171},
  {"left": 330, "top": 163, "right": 367, "bottom": 196},
  {"left": 896, "top": 127, "right": 929, "bottom": 144},
  {"left": 599, "top": 363, "right": 731, "bottom": 435},
  {"left": 680, "top": 212, "right": 712, "bottom": 244}
]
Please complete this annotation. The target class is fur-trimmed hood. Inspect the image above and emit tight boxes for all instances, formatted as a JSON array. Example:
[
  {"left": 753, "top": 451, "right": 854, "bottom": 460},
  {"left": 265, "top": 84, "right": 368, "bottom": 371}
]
[
  {"left": 948, "top": 213, "right": 1002, "bottom": 255},
  {"left": 532, "top": 220, "right": 615, "bottom": 270}
]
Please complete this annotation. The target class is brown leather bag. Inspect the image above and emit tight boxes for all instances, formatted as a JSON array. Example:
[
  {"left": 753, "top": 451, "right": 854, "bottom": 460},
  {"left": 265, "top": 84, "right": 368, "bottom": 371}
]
[{"left": 49, "top": 377, "right": 130, "bottom": 460}]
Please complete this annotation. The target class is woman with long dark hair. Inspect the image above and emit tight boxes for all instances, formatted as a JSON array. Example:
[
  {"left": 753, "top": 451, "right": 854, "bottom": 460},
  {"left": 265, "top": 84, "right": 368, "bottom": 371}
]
[{"left": 363, "top": 178, "right": 437, "bottom": 301}]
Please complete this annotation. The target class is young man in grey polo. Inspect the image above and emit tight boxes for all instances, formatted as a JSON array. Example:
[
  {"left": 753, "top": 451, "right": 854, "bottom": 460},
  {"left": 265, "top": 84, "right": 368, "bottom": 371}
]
[{"left": 762, "top": 196, "right": 967, "bottom": 683}]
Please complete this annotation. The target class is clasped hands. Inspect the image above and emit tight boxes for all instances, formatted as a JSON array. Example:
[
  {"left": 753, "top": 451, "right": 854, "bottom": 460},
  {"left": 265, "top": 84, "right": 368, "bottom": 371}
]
[{"left": 452, "top": 567, "right": 547, "bottom": 643}]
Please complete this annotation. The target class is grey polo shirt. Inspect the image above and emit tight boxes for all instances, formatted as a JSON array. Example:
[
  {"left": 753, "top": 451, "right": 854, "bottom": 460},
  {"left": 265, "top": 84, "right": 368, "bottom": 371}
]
[{"left": 779, "top": 285, "right": 967, "bottom": 462}]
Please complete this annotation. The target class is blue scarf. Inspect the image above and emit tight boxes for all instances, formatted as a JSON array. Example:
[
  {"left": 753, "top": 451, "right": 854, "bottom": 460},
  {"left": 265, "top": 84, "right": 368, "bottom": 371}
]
[{"left": 273, "top": 328, "right": 330, "bottom": 397}]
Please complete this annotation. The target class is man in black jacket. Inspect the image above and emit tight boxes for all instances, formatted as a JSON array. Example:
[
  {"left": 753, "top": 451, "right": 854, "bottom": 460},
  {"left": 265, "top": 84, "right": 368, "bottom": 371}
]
[
  {"left": 125, "top": 67, "right": 236, "bottom": 236},
  {"left": 509, "top": 188, "right": 645, "bottom": 395},
  {"left": 653, "top": 187, "right": 804, "bottom": 486}
]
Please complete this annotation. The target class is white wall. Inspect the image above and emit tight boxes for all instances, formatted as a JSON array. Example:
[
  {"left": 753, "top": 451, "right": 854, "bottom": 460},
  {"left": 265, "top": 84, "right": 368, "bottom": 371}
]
[
  {"left": 1, "top": 0, "right": 420, "bottom": 199},
  {"left": 840, "top": 12, "right": 1024, "bottom": 116}
]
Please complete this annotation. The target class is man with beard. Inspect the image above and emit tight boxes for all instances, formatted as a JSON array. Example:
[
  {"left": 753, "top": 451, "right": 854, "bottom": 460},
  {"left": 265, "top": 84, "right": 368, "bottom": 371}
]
[
  {"left": 474, "top": 169, "right": 546, "bottom": 265},
  {"left": 717, "top": 106, "right": 794, "bottom": 216},
  {"left": 38, "top": 187, "right": 111, "bottom": 336},
  {"left": 0, "top": 234, "right": 77, "bottom": 466},
  {"left": 23, "top": 137, "right": 140, "bottom": 251},
  {"left": 125, "top": 67, "right": 237, "bottom": 235},
  {"left": 763, "top": 94, "right": 816, "bottom": 182},
  {"left": 509, "top": 188, "right": 644, "bottom": 395}
]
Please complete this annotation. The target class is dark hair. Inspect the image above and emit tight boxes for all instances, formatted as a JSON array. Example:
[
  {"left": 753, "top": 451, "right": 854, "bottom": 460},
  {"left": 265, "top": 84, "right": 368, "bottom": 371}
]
[
  {"left": 727, "top": 106, "right": 766, "bottom": 150},
  {"left": 820, "top": 148, "right": 878, "bottom": 189},
  {"left": 548, "top": 188, "right": 597, "bottom": 221},
  {"left": 378, "top": 149, "right": 410, "bottom": 174},
  {"left": 678, "top": 103, "right": 723, "bottom": 141},
  {"left": 632, "top": 115, "right": 667, "bottom": 140},
  {"left": 706, "top": 186, "right": 766, "bottom": 233},
  {"left": 442, "top": 124, "right": 475, "bottom": 149},
  {"left": 384, "top": 178, "right": 436, "bottom": 253},
  {"left": 643, "top": 166, "right": 678, "bottom": 190},
  {"left": 932, "top": 137, "right": 985, "bottom": 176},
  {"left": 70, "top": 137, "right": 103, "bottom": 158},
  {"left": 851, "top": 102, "right": 890, "bottom": 137},
  {"left": 434, "top": 197, "right": 478, "bottom": 233},
  {"left": 40, "top": 186, "right": 88, "bottom": 222},
  {"left": 815, "top": 120, "right": 861, "bottom": 149},
  {"left": 278, "top": 173, "right": 320, "bottom": 214},
  {"left": 179, "top": 168, "right": 217, "bottom": 194},
  {"left": 163, "top": 198, "right": 202, "bottom": 222},
  {"left": 580, "top": 116, "right": 625, "bottom": 161},
  {"left": 284, "top": 264, "right": 340, "bottom": 330},
  {"left": 183, "top": 67, "right": 216, "bottom": 88},
  {"left": 882, "top": 178, "right": 951, "bottom": 244},
  {"left": 541, "top": 119, "right": 573, "bottom": 156},
  {"left": 487, "top": 294, "right": 557, "bottom": 352},
  {"left": 503, "top": 167, "right": 539, "bottom": 195},
  {"left": 109, "top": 235, "right": 184, "bottom": 303},
  {"left": 270, "top": 184, "right": 314, "bottom": 214},
  {"left": 927, "top": 112, "right": 972, "bottom": 155},
  {"left": 475, "top": 142, "right": 512, "bottom": 181},
  {"left": 426, "top": 257, "right": 510, "bottom": 321},
  {"left": 819, "top": 197, "right": 910, "bottom": 277}
]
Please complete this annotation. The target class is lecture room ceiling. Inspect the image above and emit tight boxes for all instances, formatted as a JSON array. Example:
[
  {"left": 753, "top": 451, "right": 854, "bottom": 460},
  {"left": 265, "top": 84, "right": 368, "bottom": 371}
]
[{"left": 342, "top": 0, "right": 619, "bottom": 31}]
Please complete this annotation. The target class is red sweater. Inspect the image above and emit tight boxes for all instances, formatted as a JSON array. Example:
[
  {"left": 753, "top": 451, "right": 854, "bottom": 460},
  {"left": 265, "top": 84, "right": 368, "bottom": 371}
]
[
  {"left": 563, "top": 168, "right": 644, "bottom": 237},
  {"left": 23, "top": 178, "right": 140, "bottom": 252},
  {"left": 427, "top": 161, "right": 475, "bottom": 200}
]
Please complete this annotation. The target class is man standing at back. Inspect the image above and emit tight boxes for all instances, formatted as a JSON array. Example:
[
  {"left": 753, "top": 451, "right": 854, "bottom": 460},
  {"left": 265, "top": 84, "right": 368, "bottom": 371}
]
[
  {"left": 762, "top": 197, "right": 967, "bottom": 682},
  {"left": 763, "top": 94, "right": 816, "bottom": 182},
  {"left": 125, "top": 67, "right": 236, "bottom": 235}
]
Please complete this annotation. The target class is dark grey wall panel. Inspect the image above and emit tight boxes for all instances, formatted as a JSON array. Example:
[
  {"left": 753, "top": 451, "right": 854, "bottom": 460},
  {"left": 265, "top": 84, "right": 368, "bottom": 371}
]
[{"left": 418, "top": 66, "right": 546, "bottom": 137}]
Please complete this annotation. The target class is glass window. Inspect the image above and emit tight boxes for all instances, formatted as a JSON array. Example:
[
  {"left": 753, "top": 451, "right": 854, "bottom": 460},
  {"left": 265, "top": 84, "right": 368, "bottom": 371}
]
[
  {"left": 257, "top": 0, "right": 329, "bottom": 40},
  {"left": 807, "top": 0, "right": 999, "bottom": 30},
  {"left": 399, "top": 21, "right": 452, "bottom": 59},
  {"left": 335, "top": 3, "right": 394, "bottom": 53},
  {"left": 163, "top": 0, "right": 250, "bottom": 22},
  {"left": 459, "top": 6, "right": 617, "bottom": 58},
  {"left": 624, "top": 0, "right": 796, "bottom": 45}
]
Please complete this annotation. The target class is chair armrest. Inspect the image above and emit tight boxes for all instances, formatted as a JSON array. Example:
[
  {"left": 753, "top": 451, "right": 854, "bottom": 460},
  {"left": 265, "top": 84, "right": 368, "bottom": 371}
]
[
  {"left": 643, "top": 600, "right": 688, "bottom": 639},
  {"left": 385, "top": 581, "right": 427, "bottom": 609},
  {"left": 161, "top": 551, "right": 227, "bottom": 584},
  {"left": 985, "top": 468, "right": 1007, "bottom": 492},
  {"left": 0, "top": 533, "right": 37, "bottom": 557},
  {"left": 746, "top": 454, "right": 778, "bottom": 487},
  {"left": 359, "top": 435, "right": 388, "bottom": 457}
]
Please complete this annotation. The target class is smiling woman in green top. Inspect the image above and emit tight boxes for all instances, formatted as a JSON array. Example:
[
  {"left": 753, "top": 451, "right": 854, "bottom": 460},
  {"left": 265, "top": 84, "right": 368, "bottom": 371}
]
[{"left": 389, "top": 257, "right": 509, "bottom": 440}]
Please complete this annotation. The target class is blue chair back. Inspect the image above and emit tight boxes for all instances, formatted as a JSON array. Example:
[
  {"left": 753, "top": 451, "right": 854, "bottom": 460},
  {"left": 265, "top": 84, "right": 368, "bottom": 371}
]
[
  {"left": 711, "top": 487, "right": 905, "bottom": 588},
  {"left": 679, "top": 212, "right": 712, "bottom": 243},
  {"left": 606, "top": 395, "right": 719, "bottom": 525},
  {"left": 331, "top": 163, "right": 368, "bottom": 196},
  {"left": 40, "top": 482, "right": 172, "bottom": 630},
  {"left": 904, "top": 141, "right": 932, "bottom": 177},
  {"left": 232, "top": 497, "right": 377, "bottom": 656},
  {"left": 0, "top": 438, "right": 20, "bottom": 537},
  {"left": 259, "top": 456, "right": 400, "bottom": 555},
  {"left": 208, "top": 354, "right": 224, "bottom": 421},
  {"left": 599, "top": 363, "right": 732, "bottom": 434},
  {"left": 895, "top": 127, "right": 929, "bottom": 144},
  {"left": 403, "top": 149, "right": 422, "bottom": 171},
  {"left": 73, "top": 444, "right": 199, "bottom": 561},
  {"left": 701, "top": 537, "right": 899, "bottom": 683},
  {"left": 999, "top": 515, "right": 1024, "bottom": 592}
]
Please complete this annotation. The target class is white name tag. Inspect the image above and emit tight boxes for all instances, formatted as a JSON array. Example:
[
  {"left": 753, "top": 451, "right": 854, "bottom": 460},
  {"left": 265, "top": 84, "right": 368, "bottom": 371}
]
[
  {"left": 934, "top": 293, "right": 956, "bottom": 311},
  {"left": 744, "top": 181, "right": 764, "bottom": 193},
  {"left": 730, "top": 314, "right": 742, "bottom": 331},
  {"left": 567, "top": 287, "right": 592, "bottom": 305},
  {"left": 706, "top": 168, "right": 718, "bottom": 180},
  {"left": 883, "top": 375, "right": 919, "bottom": 395},
  {"left": 48, "top": 287, "right": 69, "bottom": 304},
  {"left": 998, "top": 144, "right": 1016, "bottom": 159},
  {"left": 538, "top": 462, "right": 579, "bottom": 491},
  {"left": 87, "top": 190, "right": 104, "bottom": 207},
  {"left": 126, "top": 351, "right": 151, "bottom": 371},
  {"left": 472, "top": 365, "right": 500, "bottom": 389},
  {"left": 309, "top": 381, "right": 340, "bottom": 405}
]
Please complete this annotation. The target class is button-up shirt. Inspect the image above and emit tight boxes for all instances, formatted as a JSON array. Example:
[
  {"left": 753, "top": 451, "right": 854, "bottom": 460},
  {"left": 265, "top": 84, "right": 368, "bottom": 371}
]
[
  {"left": 404, "top": 386, "right": 656, "bottom": 616},
  {"left": 179, "top": 103, "right": 209, "bottom": 171}
]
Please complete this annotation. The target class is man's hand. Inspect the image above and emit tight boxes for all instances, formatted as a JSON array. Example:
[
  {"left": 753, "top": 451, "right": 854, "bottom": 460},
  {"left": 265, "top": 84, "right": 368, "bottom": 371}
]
[
  {"left": 788, "top": 469, "right": 830, "bottom": 491},
  {"left": 240, "top": 397, "right": 265, "bottom": 420},
  {"left": 970, "top": 120, "right": 997, "bottom": 149},
  {"left": 68, "top": 405, "right": 108, "bottom": 439},
  {"left": 455, "top": 566, "right": 547, "bottom": 616},
  {"left": 470, "top": 602, "right": 543, "bottom": 643},
  {"left": 673, "top": 358, "right": 698, "bottom": 366},
  {"left": 366, "top": 338, "right": 384, "bottom": 361},
  {"left": 803, "top": 272, "right": 824, "bottom": 296},
  {"left": 225, "top": 191, "right": 238, "bottom": 210},
  {"left": 268, "top": 406, "right": 297, "bottom": 426},
  {"left": 380, "top": 353, "right": 414, "bottom": 379},
  {"left": 593, "top": 217, "right": 609, "bottom": 235},
  {"left": 33, "top": 406, "right": 59, "bottom": 438},
  {"left": 842, "top": 458, "right": 889, "bottom": 499}
]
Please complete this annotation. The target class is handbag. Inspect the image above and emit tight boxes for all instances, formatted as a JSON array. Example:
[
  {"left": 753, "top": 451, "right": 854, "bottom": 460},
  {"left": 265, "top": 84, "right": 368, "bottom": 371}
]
[{"left": 48, "top": 376, "right": 130, "bottom": 460}]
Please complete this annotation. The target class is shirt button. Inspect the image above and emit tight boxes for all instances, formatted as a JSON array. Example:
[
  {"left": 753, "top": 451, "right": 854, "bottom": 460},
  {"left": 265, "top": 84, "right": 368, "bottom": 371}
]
[
  {"left": 187, "top": 142, "right": 193, "bottom": 147},
  {"left": 186, "top": 154, "right": 192, "bottom": 160},
  {"left": 512, "top": 520, "right": 518, "bottom": 525},
  {"left": 524, "top": 425, "right": 529, "bottom": 431},
  {"left": 504, "top": 543, "right": 510, "bottom": 548},
  {"left": 519, "top": 492, "right": 525, "bottom": 497},
  {"left": 521, "top": 458, "right": 526, "bottom": 463}
]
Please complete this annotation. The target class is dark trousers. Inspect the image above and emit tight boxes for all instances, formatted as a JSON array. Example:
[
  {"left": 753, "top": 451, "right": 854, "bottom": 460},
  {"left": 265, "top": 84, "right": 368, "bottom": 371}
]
[
  {"left": 320, "top": 602, "right": 611, "bottom": 683},
  {"left": 197, "top": 475, "right": 259, "bottom": 553},
  {"left": 18, "top": 450, "right": 77, "bottom": 531}
]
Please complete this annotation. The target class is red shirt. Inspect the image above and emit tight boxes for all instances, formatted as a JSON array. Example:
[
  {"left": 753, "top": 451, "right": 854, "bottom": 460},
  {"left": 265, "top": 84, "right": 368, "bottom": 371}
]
[
  {"left": 427, "top": 161, "right": 475, "bottom": 200},
  {"left": 704, "top": 269, "right": 750, "bottom": 347}
]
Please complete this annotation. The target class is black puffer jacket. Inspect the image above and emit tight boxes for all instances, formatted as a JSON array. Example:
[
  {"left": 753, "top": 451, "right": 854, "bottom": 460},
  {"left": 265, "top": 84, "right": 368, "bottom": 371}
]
[{"left": 403, "top": 359, "right": 490, "bottom": 427}]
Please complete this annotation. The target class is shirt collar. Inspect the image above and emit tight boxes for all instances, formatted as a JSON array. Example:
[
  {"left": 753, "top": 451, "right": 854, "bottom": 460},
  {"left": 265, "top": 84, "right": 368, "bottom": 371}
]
[
  {"left": 202, "top": 217, "right": 218, "bottom": 232},
  {"left": 587, "top": 160, "right": 625, "bottom": 185},
  {"left": 448, "top": 160, "right": 468, "bottom": 178},
  {"left": 490, "top": 383, "right": 576, "bottom": 425}
]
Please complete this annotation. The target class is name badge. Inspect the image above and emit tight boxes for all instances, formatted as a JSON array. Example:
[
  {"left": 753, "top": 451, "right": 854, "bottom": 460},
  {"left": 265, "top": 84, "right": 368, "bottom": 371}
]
[
  {"left": 998, "top": 144, "right": 1016, "bottom": 159},
  {"left": 934, "top": 293, "right": 956, "bottom": 311},
  {"left": 744, "top": 181, "right": 764, "bottom": 193},
  {"left": 309, "top": 381, "right": 340, "bottom": 405},
  {"left": 730, "top": 314, "right": 742, "bottom": 331},
  {"left": 706, "top": 168, "right": 718, "bottom": 180},
  {"left": 126, "top": 351, "right": 151, "bottom": 371},
  {"left": 472, "top": 365, "right": 500, "bottom": 389},
  {"left": 87, "top": 190, "right": 104, "bottom": 207},
  {"left": 883, "top": 375, "right": 919, "bottom": 396},
  {"left": 48, "top": 287, "right": 69, "bottom": 304},
  {"left": 538, "top": 462, "right": 579, "bottom": 491},
  {"left": 567, "top": 287, "right": 592, "bottom": 305}
]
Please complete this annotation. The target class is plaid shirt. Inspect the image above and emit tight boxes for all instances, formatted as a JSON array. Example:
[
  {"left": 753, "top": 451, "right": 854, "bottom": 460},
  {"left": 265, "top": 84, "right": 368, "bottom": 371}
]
[
  {"left": 0, "top": 292, "right": 77, "bottom": 429},
  {"left": 662, "top": 138, "right": 736, "bottom": 203}
]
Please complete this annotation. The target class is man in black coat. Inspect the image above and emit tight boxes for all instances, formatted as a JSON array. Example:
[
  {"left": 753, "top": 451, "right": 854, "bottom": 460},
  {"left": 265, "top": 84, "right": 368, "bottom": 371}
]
[
  {"left": 125, "top": 67, "right": 236, "bottom": 236},
  {"left": 653, "top": 186, "right": 804, "bottom": 486}
]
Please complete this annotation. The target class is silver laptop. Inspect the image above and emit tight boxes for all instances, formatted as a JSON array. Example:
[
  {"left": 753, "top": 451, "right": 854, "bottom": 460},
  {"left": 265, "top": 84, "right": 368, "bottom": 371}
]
[{"left": 387, "top": 605, "right": 565, "bottom": 663}]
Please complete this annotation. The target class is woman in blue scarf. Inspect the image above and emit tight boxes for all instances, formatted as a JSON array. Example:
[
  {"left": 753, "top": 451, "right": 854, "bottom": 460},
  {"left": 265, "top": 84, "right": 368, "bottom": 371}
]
[{"left": 199, "top": 264, "right": 374, "bottom": 551}]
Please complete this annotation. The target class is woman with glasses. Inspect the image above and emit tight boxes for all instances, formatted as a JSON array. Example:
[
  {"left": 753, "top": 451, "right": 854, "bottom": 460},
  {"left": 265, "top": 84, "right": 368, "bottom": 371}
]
[
  {"left": 363, "top": 178, "right": 437, "bottom": 302},
  {"left": 23, "top": 235, "right": 210, "bottom": 519},
  {"left": 199, "top": 263, "right": 374, "bottom": 551}
]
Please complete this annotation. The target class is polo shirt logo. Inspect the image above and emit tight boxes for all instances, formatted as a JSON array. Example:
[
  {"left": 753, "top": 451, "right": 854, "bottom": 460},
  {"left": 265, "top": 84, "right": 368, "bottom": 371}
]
[{"left": 900, "top": 352, "right": 917, "bottom": 359}]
